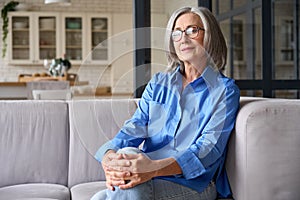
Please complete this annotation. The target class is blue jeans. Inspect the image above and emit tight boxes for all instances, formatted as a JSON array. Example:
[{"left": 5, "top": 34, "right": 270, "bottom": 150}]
[
  {"left": 91, "top": 147, "right": 217, "bottom": 200},
  {"left": 91, "top": 179, "right": 217, "bottom": 200}
]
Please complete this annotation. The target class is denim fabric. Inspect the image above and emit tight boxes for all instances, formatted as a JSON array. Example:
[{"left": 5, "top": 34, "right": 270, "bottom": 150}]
[{"left": 91, "top": 179, "right": 217, "bottom": 200}]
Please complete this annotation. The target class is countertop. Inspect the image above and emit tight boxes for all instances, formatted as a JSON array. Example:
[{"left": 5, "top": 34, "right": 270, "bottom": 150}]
[
  {"left": 0, "top": 82, "right": 26, "bottom": 86},
  {"left": 0, "top": 81, "right": 89, "bottom": 87},
  {"left": 0, "top": 82, "right": 111, "bottom": 99}
]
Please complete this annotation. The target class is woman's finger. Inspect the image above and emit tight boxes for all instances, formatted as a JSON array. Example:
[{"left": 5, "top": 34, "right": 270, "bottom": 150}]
[
  {"left": 107, "top": 159, "right": 131, "bottom": 168},
  {"left": 106, "top": 152, "right": 123, "bottom": 160},
  {"left": 118, "top": 179, "right": 138, "bottom": 190},
  {"left": 106, "top": 170, "right": 130, "bottom": 179},
  {"left": 105, "top": 182, "right": 115, "bottom": 191}
]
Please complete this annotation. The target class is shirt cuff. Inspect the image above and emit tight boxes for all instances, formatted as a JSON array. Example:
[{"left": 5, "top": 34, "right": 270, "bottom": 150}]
[
  {"left": 94, "top": 140, "right": 120, "bottom": 162},
  {"left": 175, "top": 148, "right": 206, "bottom": 179}
]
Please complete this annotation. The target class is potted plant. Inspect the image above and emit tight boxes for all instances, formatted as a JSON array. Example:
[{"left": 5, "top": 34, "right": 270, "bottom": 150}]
[{"left": 1, "top": 1, "right": 19, "bottom": 58}]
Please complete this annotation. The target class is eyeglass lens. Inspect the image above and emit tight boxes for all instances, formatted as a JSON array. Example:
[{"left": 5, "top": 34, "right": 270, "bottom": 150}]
[{"left": 172, "top": 26, "right": 202, "bottom": 42}]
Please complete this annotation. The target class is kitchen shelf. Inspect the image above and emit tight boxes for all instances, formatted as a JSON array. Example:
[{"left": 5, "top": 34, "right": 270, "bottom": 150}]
[
  {"left": 39, "top": 29, "right": 56, "bottom": 32},
  {"left": 66, "top": 29, "right": 82, "bottom": 32},
  {"left": 92, "top": 29, "right": 108, "bottom": 32},
  {"left": 66, "top": 46, "right": 82, "bottom": 49},
  {"left": 13, "top": 45, "right": 30, "bottom": 48},
  {"left": 39, "top": 45, "right": 56, "bottom": 48},
  {"left": 12, "top": 28, "right": 29, "bottom": 31}
]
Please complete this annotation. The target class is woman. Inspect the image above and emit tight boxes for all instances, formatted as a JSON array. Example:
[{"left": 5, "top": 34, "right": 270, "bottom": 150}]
[{"left": 92, "top": 6, "right": 240, "bottom": 200}]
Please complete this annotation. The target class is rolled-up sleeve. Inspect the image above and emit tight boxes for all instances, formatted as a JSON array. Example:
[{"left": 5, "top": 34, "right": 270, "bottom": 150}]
[{"left": 94, "top": 140, "right": 120, "bottom": 162}]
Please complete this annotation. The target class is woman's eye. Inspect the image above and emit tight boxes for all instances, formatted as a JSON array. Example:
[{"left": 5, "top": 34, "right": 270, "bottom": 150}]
[
  {"left": 186, "top": 28, "right": 194, "bottom": 35},
  {"left": 173, "top": 31, "right": 181, "bottom": 36}
]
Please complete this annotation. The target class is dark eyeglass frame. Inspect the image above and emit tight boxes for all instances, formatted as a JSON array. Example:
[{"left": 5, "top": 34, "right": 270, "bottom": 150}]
[{"left": 171, "top": 26, "right": 205, "bottom": 42}]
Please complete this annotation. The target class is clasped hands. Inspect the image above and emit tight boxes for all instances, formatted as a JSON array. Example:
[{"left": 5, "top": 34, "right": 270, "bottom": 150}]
[{"left": 102, "top": 150, "right": 159, "bottom": 191}]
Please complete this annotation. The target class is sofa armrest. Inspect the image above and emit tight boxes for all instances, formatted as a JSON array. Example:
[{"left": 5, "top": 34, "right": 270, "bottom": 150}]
[{"left": 226, "top": 97, "right": 300, "bottom": 200}]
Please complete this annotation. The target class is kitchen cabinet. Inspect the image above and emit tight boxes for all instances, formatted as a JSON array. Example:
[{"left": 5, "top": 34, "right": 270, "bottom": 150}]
[
  {"left": 8, "top": 12, "right": 110, "bottom": 65},
  {"left": 61, "top": 13, "right": 86, "bottom": 65},
  {"left": 85, "top": 14, "right": 111, "bottom": 65},
  {"left": 8, "top": 12, "right": 60, "bottom": 65}
]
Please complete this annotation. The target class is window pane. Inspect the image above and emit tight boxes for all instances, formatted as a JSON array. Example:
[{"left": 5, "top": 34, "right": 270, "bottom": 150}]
[
  {"left": 232, "top": 14, "right": 247, "bottom": 80},
  {"left": 220, "top": 19, "right": 231, "bottom": 77},
  {"left": 233, "top": 0, "right": 247, "bottom": 9},
  {"left": 254, "top": 7, "right": 262, "bottom": 79},
  {"left": 240, "top": 90, "right": 263, "bottom": 97},
  {"left": 212, "top": 0, "right": 217, "bottom": 14},
  {"left": 274, "top": 90, "right": 299, "bottom": 99},
  {"left": 219, "top": 0, "right": 232, "bottom": 14},
  {"left": 274, "top": 0, "right": 295, "bottom": 79},
  {"left": 219, "top": 4, "right": 262, "bottom": 80}
]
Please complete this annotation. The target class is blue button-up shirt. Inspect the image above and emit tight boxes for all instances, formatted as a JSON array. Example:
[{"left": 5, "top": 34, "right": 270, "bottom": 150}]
[{"left": 95, "top": 65, "right": 240, "bottom": 197}]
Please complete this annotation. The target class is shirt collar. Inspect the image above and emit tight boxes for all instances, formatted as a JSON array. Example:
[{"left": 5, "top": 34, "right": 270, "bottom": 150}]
[
  {"left": 170, "top": 66, "right": 181, "bottom": 84},
  {"left": 171, "top": 65, "right": 220, "bottom": 90},
  {"left": 200, "top": 65, "right": 220, "bottom": 88}
]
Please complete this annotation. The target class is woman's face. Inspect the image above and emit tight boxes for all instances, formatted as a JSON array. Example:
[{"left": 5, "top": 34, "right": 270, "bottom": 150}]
[{"left": 173, "top": 13, "right": 205, "bottom": 65}]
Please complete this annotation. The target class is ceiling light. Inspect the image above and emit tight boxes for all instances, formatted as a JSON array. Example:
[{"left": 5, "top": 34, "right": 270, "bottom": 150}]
[{"left": 45, "top": 0, "right": 71, "bottom": 6}]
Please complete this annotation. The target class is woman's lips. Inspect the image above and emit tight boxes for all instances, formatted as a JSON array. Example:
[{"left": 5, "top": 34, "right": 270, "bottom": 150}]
[{"left": 181, "top": 47, "right": 194, "bottom": 52}]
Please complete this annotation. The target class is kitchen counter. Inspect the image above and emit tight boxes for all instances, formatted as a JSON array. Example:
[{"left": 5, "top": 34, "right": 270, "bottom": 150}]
[
  {"left": 0, "top": 81, "right": 89, "bottom": 87},
  {"left": 0, "top": 82, "right": 26, "bottom": 86},
  {"left": 0, "top": 82, "right": 114, "bottom": 100},
  {"left": 0, "top": 82, "right": 27, "bottom": 99},
  {"left": 0, "top": 81, "right": 89, "bottom": 99}
]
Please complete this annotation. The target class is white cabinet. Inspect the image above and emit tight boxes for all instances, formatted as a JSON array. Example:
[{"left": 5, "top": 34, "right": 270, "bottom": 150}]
[
  {"left": 61, "top": 13, "right": 86, "bottom": 65},
  {"left": 8, "top": 12, "right": 60, "bottom": 65},
  {"left": 85, "top": 14, "right": 111, "bottom": 65},
  {"left": 8, "top": 12, "right": 110, "bottom": 65}
]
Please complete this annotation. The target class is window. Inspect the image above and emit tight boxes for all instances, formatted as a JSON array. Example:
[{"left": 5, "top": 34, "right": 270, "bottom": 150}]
[{"left": 279, "top": 17, "right": 294, "bottom": 62}]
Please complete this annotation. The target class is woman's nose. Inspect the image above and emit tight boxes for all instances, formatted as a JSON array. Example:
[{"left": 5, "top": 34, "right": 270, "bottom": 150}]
[{"left": 180, "top": 32, "right": 189, "bottom": 43}]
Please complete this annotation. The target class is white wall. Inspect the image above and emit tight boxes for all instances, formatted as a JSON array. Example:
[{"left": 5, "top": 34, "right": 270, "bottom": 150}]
[{"left": 110, "top": 13, "right": 133, "bottom": 94}]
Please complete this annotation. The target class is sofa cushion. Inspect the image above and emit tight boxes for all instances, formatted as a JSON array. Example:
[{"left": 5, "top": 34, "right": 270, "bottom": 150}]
[
  {"left": 226, "top": 97, "right": 300, "bottom": 200},
  {"left": 68, "top": 99, "right": 138, "bottom": 187},
  {"left": 0, "top": 183, "right": 70, "bottom": 200},
  {"left": 0, "top": 101, "right": 69, "bottom": 188},
  {"left": 70, "top": 181, "right": 106, "bottom": 200}
]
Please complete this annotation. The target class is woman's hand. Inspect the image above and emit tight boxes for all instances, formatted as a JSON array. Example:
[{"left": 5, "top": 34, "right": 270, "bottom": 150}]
[
  {"left": 102, "top": 151, "right": 182, "bottom": 190},
  {"left": 102, "top": 150, "right": 131, "bottom": 190},
  {"left": 107, "top": 153, "right": 160, "bottom": 189}
]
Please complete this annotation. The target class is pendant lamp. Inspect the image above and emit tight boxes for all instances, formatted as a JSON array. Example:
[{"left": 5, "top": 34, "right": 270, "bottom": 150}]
[{"left": 45, "top": 0, "right": 71, "bottom": 6}]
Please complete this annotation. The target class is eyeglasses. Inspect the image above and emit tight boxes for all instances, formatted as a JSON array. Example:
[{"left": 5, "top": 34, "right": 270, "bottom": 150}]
[{"left": 171, "top": 26, "right": 205, "bottom": 42}]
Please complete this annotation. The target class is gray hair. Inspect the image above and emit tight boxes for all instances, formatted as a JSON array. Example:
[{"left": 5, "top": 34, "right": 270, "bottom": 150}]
[{"left": 165, "top": 6, "right": 227, "bottom": 71}]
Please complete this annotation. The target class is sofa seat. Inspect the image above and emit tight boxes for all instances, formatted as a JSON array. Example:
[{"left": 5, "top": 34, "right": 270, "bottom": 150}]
[
  {"left": 0, "top": 183, "right": 70, "bottom": 200},
  {"left": 70, "top": 181, "right": 106, "bottom": 200}
]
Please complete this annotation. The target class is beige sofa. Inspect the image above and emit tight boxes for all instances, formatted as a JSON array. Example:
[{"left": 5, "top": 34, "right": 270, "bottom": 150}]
[{"left": 0, "top": 97, "right": 300, "bottom": 200}]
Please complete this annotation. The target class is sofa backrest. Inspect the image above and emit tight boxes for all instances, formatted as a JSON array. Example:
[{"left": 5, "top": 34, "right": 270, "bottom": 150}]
[
  {"left": 67, "top": 99, "right": 138, "bottom": 187},
  {"left": 226, "top": 97, "right": 300, "bottom": 200},
  {"left": 0, "top": 100, "right": 69, "bottom": 188}
]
